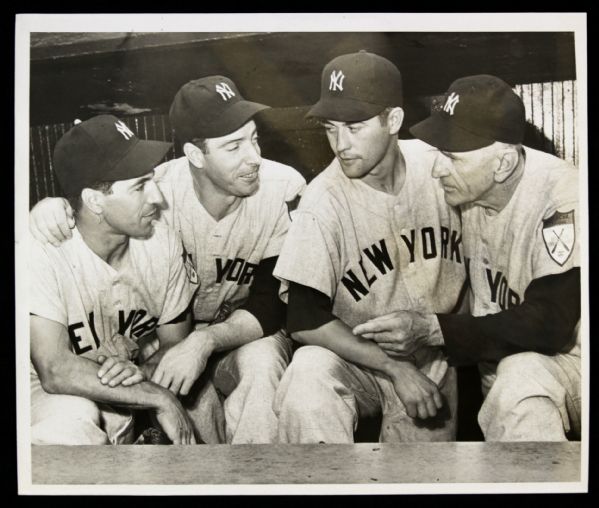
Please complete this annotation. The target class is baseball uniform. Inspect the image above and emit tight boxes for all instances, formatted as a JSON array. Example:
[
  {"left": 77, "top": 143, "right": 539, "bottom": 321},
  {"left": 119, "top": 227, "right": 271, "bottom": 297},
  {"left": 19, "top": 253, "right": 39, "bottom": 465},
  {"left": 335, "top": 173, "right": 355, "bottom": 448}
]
[
  {"left": 154, "top": 155, "right": 306, "bottom": 443},
  {"left": 273, "top": 139, "right": 466, "bottom": 443},
  {"left": 461, "top": 146, "right": 580, "bottom": 440},
  {"left": 30, "top": 223, "right": 198, "bottom": 444}
]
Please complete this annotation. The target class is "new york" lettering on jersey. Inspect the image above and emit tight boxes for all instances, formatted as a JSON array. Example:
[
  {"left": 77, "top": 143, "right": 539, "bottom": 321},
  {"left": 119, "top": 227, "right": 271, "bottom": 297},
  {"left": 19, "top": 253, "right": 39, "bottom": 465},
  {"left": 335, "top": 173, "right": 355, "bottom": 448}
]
[
  {"left": 215, "top": 257, "right": 258, "bottom": 286},
  {"left": 341, "top": 226, "right": 463, "bottom": 303},
  {"left": 68, "top": 309, "right": 159, "bottom": 355}
]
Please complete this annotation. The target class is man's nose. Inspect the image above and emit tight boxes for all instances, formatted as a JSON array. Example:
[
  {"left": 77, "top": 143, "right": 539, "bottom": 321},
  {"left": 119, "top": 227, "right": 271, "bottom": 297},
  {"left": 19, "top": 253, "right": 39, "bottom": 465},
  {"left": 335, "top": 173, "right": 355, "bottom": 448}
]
[
  {"left": 146, "top": 180, "right": 166, "bottom": 207},
  {"left": 335, "top": 128, "right": 351, "bottom": 153},
  {"left": 244, "top": 141, "right": 262, "bottom": 166},
  {"left": 432, "top": 154, "right": 450, "bottom": 178}
]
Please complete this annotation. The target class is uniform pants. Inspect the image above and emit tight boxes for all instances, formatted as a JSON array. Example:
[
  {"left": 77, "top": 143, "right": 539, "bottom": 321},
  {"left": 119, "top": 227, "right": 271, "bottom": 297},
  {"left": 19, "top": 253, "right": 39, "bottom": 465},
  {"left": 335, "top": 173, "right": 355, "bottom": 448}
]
[
  {"left": 31, "top": 372, "right": 134, "bottom": 445},
  {"left": 274, "top": 345, "right": 457, "bottom": 443},
  {"left": 206, "top": 330, "right": 293, "bottom": 444},
  {"left": 478, "top": 350, "right": 581, "bottom": 441}
]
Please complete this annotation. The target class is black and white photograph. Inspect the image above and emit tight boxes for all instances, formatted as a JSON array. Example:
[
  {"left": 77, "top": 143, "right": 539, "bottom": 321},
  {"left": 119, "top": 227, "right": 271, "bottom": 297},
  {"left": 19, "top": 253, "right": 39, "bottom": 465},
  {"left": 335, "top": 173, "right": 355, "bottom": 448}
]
[{"left": 15, "top": 13, "right": 588, "bottom": 495}]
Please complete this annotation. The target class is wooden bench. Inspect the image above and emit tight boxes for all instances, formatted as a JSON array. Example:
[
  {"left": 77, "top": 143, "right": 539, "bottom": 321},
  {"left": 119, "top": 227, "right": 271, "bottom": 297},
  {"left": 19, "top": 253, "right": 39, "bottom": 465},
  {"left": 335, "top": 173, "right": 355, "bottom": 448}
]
[{"left": 30, "top": 442, "right": 581, "bottom": 486}]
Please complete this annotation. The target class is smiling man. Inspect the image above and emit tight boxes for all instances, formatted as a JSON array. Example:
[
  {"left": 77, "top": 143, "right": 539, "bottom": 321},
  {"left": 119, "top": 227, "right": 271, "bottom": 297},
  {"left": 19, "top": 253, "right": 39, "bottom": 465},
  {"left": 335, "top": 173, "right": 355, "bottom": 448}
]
[
  {"left": 30, "top": 115, "right": 198, "bottom": 445},
  {"left": 273, "top": 51, "right": 466, "bottom": 443},
  {"left": 30, "top": 77, "right": 306, "bottom": 444},
  {"left": 354, "top": 75, "right": 581, "bottom": 441}
]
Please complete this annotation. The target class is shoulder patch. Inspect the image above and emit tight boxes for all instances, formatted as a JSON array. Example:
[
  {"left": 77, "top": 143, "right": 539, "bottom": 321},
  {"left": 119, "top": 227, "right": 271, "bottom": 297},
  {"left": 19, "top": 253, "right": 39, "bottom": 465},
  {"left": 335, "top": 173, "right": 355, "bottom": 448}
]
[
  {"left": 181, "top": 242, "right": 199, "bottom": 284},
  {"left": 542, "top": 210, "right": 575, "bottom": 266}
]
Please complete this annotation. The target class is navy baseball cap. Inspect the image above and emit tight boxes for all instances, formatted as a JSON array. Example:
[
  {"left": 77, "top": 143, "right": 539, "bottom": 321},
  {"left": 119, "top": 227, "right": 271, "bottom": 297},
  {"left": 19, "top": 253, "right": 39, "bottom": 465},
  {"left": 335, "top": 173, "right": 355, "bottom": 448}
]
[
  {"left": 53, "top": 115, "right": 172, "bottom": 197},
  {"left": 307, "top": 51, "right": 403, "bottom": 122},
  {"left": 410, "top": 74, "right": 526, "bottom": 152},
  {"left": 169, "top": 76, "right": 270, "bottom": 142}
]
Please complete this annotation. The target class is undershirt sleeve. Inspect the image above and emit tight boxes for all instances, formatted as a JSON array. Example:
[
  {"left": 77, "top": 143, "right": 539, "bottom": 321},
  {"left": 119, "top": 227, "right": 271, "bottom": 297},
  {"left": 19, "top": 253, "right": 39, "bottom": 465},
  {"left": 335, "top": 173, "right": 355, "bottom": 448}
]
[
  {"left": 437, "top": 267, "right": 580, "bottom": 365},
  {"left": 286, "top": 282, "right": 336, "bottom": 335},
  {"left": 240, "top": 256, "right": 286, "bottom": 336}
]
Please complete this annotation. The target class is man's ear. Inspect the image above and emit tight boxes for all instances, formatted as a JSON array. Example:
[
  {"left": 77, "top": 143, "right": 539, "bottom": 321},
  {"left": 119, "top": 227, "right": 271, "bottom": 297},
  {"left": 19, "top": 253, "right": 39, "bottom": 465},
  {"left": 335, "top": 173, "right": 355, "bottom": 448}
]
[
  {"left": 494, "top": 147, "right": 520, "bottom": 183},
  {"left": 388, "top": 107, "right": 405, "bottom": 136},
  {"left": 183, "top": 142, "right": 205, "bottom": 168},
  {"left": 81, "top": 188, "right": 105, "bottom": 215}
]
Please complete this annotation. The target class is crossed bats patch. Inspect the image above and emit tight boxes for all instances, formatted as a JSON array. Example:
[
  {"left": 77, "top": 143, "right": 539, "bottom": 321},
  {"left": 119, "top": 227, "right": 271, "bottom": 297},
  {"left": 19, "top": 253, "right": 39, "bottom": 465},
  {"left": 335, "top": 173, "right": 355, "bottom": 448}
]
[
  {"left": 181, "top": 242, "right": 199, "bottom": 284},
  {"left": 542, "top": 210, "right": 575, "bottom": 266}
]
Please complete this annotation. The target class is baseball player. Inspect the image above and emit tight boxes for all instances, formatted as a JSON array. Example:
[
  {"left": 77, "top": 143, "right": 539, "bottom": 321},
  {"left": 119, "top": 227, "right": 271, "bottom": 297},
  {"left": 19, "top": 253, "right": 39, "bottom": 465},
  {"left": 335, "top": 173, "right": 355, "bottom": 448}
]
[
  {"left": 30, "top": 76, "right": 306, "bottom": 444},
  {"left": 272, "top": 51, "right": 466, "bottom": 443},
  {"left": 354, "top": 75, "right": 581, "bottom": 441},
  {"left": 30, "top": 115, "right": 199, "bottom": 445}
]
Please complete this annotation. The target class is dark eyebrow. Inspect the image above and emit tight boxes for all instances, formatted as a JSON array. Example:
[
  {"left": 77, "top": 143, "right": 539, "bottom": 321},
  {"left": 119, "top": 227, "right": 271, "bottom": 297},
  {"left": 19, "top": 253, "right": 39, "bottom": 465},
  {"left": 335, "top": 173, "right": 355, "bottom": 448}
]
[
  {"left": 128, "top": 172, "right": 154, "bottom": 189},
  {"left": 216, "top": 127, "right": 258, "bottom": 149},
  {"left": 439, "top": 150, "right": 458, "bottom": 160}
]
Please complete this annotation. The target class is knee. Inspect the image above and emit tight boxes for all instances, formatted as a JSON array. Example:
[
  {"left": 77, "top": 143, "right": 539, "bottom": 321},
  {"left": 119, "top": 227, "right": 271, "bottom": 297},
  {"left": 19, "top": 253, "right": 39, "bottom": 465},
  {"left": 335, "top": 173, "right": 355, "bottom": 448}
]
[
  {"left": 32, "top": 395, "right": 106, "bottom": 445},
  {"left": 496, "top": 352, "right": 546, "bottom": 378},
  {"left": 276, "top": 346, "right": 343, "bottom": 413},
  {"left": 237, "top": 336, "right": 291, "bottom": 376}
]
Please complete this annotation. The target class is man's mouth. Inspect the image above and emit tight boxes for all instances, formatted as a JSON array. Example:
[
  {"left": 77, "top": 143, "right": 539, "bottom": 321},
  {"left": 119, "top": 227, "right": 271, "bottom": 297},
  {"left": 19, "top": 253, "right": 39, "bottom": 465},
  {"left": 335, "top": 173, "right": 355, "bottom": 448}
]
[{"left": 239, "top": 169, "right": 259, "bottom": 181}]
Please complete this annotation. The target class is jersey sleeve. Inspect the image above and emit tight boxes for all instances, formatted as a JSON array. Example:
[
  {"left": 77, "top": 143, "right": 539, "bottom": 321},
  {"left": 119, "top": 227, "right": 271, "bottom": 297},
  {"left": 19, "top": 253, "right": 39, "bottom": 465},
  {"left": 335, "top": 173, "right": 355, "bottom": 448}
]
[
  {"left": 262, "top": 174, "right": 307, "bottom": 260},
  {"left": 532, "top": 171, "right": 580, "bottom": 279},
  {"left": 263, "top": 202, "right": 292, "bottom": 260},
  {"left": 158, "top": 228, "right": 199, "bottom": 325},
  {"left": 29, "top": 239, "right": 67, "bottom": 326},
  {"left": 273, "top": 210, "right": 341, "bottom": 300}
]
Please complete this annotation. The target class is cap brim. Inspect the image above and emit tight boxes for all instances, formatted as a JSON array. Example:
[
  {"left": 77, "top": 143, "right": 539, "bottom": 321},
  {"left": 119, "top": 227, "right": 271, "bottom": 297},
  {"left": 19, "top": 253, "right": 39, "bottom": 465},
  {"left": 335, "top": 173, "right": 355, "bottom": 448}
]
[
  {"left": 106, "top": 139, "right": 173, "bottom": 182},
  {"left": 307, "top": 97, "right": 385, "bottom": 122},
  {"left": 409, "top": 113, "right": 494, "bottom": 152},
  {"left": 210, "top": 100, "right": 270, "bottom": 138}
]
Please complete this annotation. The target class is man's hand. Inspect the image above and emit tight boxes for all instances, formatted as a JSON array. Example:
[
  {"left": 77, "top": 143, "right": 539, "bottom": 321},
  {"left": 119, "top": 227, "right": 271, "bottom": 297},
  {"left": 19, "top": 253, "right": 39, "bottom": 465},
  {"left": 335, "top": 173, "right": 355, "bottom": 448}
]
[
  {"left": 353, "top": 310, "right": 444, "bottom": 357},
  {"left": 387, "top": 360, "right": 443, "bottom": 420},
  {"left": 154, "top": 391, "right": 197, "bottom": 445},
  {"left": 151, "top": 331, "right": 214, "bottom": 396},
  {"left": 29, "top": 197, "right": 74, "bottom": 246},
  {"left": 97, "top": 355, "right": 146, "bottom": 387}
]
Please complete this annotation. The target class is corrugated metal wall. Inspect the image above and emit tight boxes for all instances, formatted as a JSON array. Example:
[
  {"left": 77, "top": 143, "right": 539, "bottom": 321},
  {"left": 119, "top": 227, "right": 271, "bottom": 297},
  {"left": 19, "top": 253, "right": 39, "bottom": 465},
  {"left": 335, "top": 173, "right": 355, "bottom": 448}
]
[
  {"left": 514, "top": 80, "right": 578, "bottom": 166},
  {"left": 28, "top": 80, "right": 579, "bottom": 207}
]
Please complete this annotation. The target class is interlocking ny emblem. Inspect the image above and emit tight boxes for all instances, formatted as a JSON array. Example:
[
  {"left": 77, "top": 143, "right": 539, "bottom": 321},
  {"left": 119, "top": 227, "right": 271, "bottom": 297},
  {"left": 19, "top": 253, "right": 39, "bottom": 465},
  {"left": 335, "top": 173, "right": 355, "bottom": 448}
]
[
  {"left": 443, "top": 92, "right": 460, "bottom": 115},
  {"left": 329, "top": 70, "right": 345, "bottom": 92},
  {"left": 215, "top": 82, "right": 236, "bottom": 101},
  {"left": 542, "top": 210, "right": 575, "bottom": 266},
  {"left": 115, "top": 120, "right": 134, "bottom": 140}
]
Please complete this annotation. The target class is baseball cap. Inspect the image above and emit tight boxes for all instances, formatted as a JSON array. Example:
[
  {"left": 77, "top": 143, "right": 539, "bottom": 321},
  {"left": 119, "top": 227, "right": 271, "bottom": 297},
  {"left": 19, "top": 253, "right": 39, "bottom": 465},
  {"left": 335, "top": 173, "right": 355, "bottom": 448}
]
[
  {"left": 53, "top": 115, "right": 172, "bottom": 197},
  {"left": 307, "top": 50, "right": 403, "bottom": 122},
  {"left": 410, "top": 74, "right": 526, "bottom": 152},
  {"left": 169, "top": 76, "right": 270, "bottom": 142}
]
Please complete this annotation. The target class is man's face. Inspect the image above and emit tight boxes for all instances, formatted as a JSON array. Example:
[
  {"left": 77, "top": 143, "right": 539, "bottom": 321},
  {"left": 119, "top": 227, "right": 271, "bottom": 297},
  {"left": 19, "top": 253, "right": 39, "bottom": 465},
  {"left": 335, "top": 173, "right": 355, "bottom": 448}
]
[
  {"left": 322, "top": 115, "right": 393, "bottom": 179},
  {"left": 101, "top": 171, "right": 166, "bottom": 238},
  {"left": 431, "top": 145, "right": 499, "bottom": 207},
  {"left": 201, "top": 120, "right": 262, "bottom": 197}
]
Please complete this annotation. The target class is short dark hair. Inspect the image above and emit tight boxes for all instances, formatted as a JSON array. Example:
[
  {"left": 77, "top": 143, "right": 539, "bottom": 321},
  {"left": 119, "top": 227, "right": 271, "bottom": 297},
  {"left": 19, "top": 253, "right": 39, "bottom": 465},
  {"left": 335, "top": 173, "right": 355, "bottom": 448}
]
[
  {"left": 377, "top": 107, "right": 395, "bottom": 126},
  {"left": 66, "top": 180, "right": 114, "bottom": 217},
  {"left": 190, "top": 137, "right": 209, "bottom": 154}
]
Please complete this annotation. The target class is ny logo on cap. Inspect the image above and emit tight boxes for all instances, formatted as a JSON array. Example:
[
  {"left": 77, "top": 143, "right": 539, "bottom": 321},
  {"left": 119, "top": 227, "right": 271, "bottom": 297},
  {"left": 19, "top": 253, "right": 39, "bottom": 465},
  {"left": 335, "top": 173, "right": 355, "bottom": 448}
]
[
  {"left": 443, "top": 92, "right": 460, "bottom": 115},
  {"left": 215, "top": 82, "right": 236, "bottom": 101},
  {"left": 329, "top": 70, "right": 345, "bottom": 92},
  {"left": 115, "top": 120, "right": 135, "bottom": 140}
]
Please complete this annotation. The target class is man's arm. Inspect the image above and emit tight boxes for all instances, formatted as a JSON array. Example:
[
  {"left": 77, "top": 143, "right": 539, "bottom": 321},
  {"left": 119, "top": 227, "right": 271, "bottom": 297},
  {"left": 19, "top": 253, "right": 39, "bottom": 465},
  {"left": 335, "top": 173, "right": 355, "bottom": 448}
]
[
  {"left": 288, "top": 283, "right": 443, "bottom": 420},
  {"left": 31, "top": 315, "right": 195, "bottom": 444},
  {"left": 353, "top": 268, "right": 580, "bottom": 366},
  {"left": 437, "top": 268, "right": 580, "bottom": 364},
  {"left": 29, "top": 197, "right": 74, "bottom": 246},
  {"left": 150, "top": 256, "right": 284, "bottom": 396}
]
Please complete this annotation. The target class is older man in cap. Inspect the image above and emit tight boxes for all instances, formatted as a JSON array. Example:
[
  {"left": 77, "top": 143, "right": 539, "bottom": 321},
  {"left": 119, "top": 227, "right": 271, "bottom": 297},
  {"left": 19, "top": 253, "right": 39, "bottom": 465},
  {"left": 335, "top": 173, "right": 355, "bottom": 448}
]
[
  {"left": 30, "top": 115, "right": 198, "bottom": 445},
  {"left": 354, "top": 75, "right": 581, "bottom": 441},
  {"left": 273, "top": 51, "right": 466, "bottom": 443},
  {"left": 30, "top": 76, "right": 306, "bottom": 444}
]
